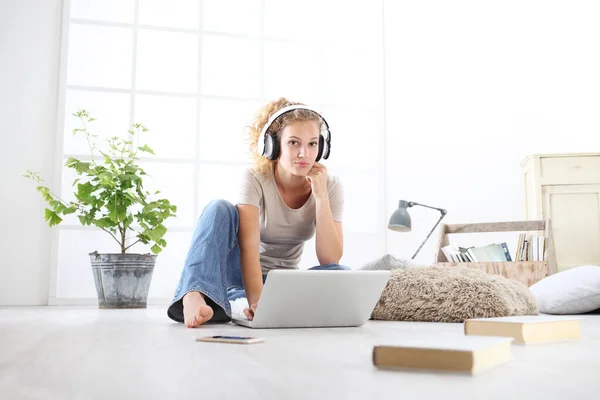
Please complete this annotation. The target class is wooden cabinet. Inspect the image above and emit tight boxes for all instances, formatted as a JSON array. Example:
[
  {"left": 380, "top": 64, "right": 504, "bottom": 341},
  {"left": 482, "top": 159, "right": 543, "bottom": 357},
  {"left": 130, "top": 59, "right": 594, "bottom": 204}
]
[{"left": 522, "top": 153, "right": 600, "bottom": 272}]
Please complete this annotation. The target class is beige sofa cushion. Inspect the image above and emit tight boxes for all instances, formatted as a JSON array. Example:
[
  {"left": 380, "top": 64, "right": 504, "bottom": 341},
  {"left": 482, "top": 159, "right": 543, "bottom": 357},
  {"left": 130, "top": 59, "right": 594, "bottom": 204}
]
[{"left": 371, "top": 266, "right": 538, "bottom": 323}]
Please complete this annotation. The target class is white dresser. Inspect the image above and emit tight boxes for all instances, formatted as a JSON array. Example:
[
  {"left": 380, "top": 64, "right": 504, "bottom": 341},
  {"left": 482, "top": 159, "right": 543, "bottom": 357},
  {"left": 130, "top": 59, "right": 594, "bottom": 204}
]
[{"left": 522, "top": 153, "right": 600, "bottom": 272}]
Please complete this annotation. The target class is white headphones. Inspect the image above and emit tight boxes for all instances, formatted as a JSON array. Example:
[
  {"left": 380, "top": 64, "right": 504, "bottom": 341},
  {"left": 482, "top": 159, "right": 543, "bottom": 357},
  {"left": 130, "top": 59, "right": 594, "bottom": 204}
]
[{"left": 256, "top": 105, "right": 332, "bottom": 161}]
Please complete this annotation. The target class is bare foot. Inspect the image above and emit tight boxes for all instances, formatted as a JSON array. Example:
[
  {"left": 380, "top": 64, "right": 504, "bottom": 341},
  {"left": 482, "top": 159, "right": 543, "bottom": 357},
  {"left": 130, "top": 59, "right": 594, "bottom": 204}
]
[{"left": 182, "top": 291, "right": 214, "bottom": 328}]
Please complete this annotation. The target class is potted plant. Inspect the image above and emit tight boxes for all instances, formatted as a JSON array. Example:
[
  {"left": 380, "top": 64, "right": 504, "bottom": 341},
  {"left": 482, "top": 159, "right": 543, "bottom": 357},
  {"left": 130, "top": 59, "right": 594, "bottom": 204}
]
[{"left": 25, "top": 109, "right": 177, "bottom": 309}]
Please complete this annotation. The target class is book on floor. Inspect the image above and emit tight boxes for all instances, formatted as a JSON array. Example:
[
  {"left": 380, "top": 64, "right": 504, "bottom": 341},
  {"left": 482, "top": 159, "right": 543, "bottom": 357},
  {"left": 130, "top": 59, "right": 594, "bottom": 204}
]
[
  {"left": 464, "top": 315, "right": 581, "bottom": 344},
  {"left": 372, "top": 335, "right": 513, "bottom": 375}
]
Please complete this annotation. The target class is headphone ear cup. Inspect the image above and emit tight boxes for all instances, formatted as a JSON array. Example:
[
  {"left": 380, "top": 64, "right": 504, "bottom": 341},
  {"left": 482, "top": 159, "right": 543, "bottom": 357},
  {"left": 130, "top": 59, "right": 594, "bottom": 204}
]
[
  {"left": 323, "top": 132, "right": 331, "bottom": 160},
  {"left": 263, "top": 132, "right": 280, "bottom": 160},
  {"left": 269, "top": 134, "right": 280, "bottom": 160},
  {"left": 263, "top": 133, "right": 273, "bottom": 159},
  {"left": 315, "top": 134, "right": 325, "bottom": 162}
]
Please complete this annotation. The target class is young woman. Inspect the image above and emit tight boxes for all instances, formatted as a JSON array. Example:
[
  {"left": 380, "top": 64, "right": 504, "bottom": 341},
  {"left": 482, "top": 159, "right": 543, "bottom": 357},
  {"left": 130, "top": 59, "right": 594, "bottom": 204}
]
[{"left": 167, "top": 97, "right": 348, "bottom": 328}]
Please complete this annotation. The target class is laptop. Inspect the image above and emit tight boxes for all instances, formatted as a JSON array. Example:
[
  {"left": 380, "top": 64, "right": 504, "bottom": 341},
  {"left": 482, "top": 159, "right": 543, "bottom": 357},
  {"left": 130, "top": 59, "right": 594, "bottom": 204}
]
[{"left": 231, "top": 269, "right": 390, "bottom": 329}]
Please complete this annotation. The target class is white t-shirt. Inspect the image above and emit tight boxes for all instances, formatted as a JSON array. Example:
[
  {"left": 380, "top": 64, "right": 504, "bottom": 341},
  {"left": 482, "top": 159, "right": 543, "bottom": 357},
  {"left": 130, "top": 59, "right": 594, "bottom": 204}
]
[{"left": 236, "top": 166, "right": 344, "bottom": 274}]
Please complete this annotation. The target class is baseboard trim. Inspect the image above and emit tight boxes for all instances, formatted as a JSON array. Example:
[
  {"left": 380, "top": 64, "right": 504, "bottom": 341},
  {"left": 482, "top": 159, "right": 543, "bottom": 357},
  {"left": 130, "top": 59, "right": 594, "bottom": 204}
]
[{"left": 48, "top": 297, "right": 172, "bottom": 306}]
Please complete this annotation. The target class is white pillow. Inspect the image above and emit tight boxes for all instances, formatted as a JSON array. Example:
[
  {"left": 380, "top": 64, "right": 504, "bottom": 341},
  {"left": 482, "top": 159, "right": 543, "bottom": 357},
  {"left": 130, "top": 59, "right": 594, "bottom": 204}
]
[{"left": 529, "top": 265, "right": 600, "bottom": 314}]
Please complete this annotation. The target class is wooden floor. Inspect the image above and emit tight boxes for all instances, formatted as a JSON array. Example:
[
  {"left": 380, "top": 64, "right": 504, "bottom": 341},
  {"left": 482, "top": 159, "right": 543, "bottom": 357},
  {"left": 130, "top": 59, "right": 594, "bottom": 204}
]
[{"left": 1, "top": 306, "right": 599, "bottom": 400}]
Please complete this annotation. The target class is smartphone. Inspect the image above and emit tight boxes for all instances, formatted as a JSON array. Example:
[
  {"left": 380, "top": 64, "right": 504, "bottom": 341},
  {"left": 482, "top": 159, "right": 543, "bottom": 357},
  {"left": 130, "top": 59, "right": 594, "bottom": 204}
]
[{"left": 195, "top": 335, "right": 265, "bottom": 344}]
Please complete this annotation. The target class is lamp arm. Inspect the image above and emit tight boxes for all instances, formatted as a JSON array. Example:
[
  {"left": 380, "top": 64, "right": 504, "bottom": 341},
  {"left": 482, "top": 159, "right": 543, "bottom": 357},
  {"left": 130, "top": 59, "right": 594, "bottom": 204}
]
[
  {"left": 408, "top": 201, "right": 448, "bottom": 215},
  {"left": 410, "top": 206, "right": 447, "bottom": 259}
]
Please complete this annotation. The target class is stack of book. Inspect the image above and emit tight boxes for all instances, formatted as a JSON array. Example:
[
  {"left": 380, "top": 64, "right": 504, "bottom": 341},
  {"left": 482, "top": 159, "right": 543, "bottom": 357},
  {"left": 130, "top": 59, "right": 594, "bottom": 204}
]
[
  {"left": 441, "top": 243, "right": 511, "bottom": 262},
  {"left": 515, "top": 233, "right": 546, "bottom": 261},
  {"left": 441, "top": 233, "right": 546, "bottom": 263}
]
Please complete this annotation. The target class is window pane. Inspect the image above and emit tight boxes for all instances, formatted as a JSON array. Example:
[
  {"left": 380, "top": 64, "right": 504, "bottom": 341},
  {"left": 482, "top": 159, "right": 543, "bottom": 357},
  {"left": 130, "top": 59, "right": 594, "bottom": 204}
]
[
  {"left": 70, "top": 0, "right": 135, "bottom": 24},
  {"left": 67, "top": 24, "right": 133, "bottom": 89},
  {"left": 200, "top": 35, "right": 261, "bottom": 98},
  {"left": 298, "top": 236, "right": 318, "bottom": 270},
  {"left": 138, "top": 0, "right": 199, "bottom": 30},
  {"left": 203, "top": 0, "right": 261, "bottom": 35},
  {"left": 323, "top": 44, "right": 383, "bottom": 105},
  {"left": 264, "top": 0, "right": 325, "bottom": 42},
  {"left": 264, "top": 41, "right": 321, "bottom": 105},
  {"left": 319, "top": 1, "right": 382, "bottom": 47},
  {"left": 63, "top": 90, "right": 131, "bottom": 156},
  {"left": 319, "top": 107, "right": 381, "bottom": 170},
  {"left": 198, "top": 99, "right": 262, "bottom": 162},
  {"left": 138, "top": 162, "right": 196, "bottom": 228},
  {"left": 136, "top": 30, "right": 198, "bottom": 94},
  {"left": 135, "top": 95, "right": 197, "bottom": 159},
  {"left": 298, "top": 234, "right": 382, "bottom": 270},
  {"left": 333, "top": 170, "right": 380, "bottom": 234},
  {"left": 59, "top": 164, "right": 84, "bottom": 226},
  {"left": 197, "top": 165, "right": 247, "bottom": 214},
  {"left": 340, "top": 234, "right": 382, "bottom": 269},
  {"left": 56, "top": 229, "right": 117, "bottom": 298}
]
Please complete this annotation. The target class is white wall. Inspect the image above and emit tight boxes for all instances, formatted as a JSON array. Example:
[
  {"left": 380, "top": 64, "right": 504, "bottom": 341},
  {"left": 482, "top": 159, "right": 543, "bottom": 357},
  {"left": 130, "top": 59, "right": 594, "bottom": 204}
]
[
  {"left": 2, "top": 0, "right": 600, "bottom": 304},
  {"left": 0, "top": 0, "right": 63, "bottom": 305},
  {"left": 384, "top": 0, "right": 600, "bottom": 263}
]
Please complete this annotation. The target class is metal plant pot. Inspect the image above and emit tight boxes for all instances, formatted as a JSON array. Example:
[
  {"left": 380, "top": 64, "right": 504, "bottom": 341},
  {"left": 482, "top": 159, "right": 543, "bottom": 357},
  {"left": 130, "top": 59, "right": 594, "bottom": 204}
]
[{"left": 89, "top": 252, "right": 156, "bottom": 309}]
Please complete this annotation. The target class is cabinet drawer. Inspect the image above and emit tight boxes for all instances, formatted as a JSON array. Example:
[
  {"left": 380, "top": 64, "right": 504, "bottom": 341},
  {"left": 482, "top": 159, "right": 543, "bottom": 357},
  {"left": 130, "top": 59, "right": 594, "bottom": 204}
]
[{"left": 540, "top": 156, "right": 600, "bottom": 184}]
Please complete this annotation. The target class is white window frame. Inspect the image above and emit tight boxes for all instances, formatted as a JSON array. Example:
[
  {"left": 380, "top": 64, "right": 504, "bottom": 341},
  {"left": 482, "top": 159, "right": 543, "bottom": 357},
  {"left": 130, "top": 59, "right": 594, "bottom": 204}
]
[{"left": 48, "top": 0, "right": 387, "bottom": 305}]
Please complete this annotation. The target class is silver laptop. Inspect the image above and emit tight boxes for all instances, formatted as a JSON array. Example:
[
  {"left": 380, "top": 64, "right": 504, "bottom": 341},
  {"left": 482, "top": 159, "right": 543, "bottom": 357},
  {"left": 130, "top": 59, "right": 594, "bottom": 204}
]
[{"left": 231, "top": 269, "right": 390, "bottom": 329}]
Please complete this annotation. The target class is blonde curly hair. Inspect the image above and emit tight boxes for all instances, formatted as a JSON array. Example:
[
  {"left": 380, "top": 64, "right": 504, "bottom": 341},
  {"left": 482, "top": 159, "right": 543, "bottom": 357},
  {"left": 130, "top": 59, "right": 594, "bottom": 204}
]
[{"left": 246, "top": 97, "right": 324, "bottom": 176}]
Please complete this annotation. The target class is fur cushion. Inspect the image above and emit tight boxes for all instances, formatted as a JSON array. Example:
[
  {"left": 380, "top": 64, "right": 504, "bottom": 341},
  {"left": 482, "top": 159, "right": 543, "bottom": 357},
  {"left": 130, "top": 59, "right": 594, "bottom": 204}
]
[
  {"left": 358, "top": 253, "right": 424, "bottom": 271},
  {"left": 371, "top": 266, "right": 539, "bottom": 323}
]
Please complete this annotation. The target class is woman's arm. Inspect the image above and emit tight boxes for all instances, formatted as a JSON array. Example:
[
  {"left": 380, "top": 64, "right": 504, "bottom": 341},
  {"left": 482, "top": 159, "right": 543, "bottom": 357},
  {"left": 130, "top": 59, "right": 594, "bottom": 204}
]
[
  {"left": 315, "top": 197, "right": 344, "bottom": 265},
  {"left": 236, "top": 204, "right": 263, "bottom": 307},
  {"left": 307, "top": 163, "right": 343, "bottom": 265}
]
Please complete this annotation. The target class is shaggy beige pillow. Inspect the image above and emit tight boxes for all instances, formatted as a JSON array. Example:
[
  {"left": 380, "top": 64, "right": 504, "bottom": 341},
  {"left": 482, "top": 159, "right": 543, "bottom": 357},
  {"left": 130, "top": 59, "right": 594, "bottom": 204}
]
[{"left": 371, "top": 266, "right": 538, "bottom": 323}]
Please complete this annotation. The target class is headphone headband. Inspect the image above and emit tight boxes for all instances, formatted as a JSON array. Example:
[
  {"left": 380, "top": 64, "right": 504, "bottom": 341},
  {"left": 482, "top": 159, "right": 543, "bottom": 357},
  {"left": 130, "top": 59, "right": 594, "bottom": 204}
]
[{"left": 257, "top": 105, "right": 330, "bottom": 157}]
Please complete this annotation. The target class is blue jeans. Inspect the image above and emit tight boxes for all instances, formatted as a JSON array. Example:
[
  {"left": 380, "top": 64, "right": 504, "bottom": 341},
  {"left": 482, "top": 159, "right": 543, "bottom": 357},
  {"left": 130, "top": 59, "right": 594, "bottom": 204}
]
[{"left": 167, "top": 199, "right": 350, "bottom": 324}]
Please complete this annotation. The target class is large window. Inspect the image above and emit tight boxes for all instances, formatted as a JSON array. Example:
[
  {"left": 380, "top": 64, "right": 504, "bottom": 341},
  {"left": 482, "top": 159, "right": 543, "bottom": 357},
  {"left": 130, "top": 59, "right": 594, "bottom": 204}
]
[{"left": 51, "top": 0, "right": 385, "bottom": 303}]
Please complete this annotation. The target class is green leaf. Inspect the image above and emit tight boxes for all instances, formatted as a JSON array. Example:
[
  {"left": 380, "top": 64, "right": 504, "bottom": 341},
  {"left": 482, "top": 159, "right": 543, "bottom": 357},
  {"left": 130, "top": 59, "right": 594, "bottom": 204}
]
[
  {"left": 147, "top": 225, "right": 167, "bottom": 241},
  {"left": 137, "top": 234, "right": 150, "bottom": 244},
  {"left": 63, "top": 206, "right": 77, "bottom": 215},
  {"left": 36, "top": 186, "right": 54, "bottom": 202},
  {"left": 137, "top": 144, "right": 155, "bottom": 155},
  {"left": 44, "top": 209, "right": 62, "bottom": 226},
  {"left": 65, "top": 157, "right": 91, "bottom": 174},
  {"left": 76, "top": 181, "right": 96, "bottom": 204},
  {"left": 150, "top": 244, "right": 162, "bottom": 254},
  {"left": 94, "top": 217, "right": 116, "bottom": 229}
]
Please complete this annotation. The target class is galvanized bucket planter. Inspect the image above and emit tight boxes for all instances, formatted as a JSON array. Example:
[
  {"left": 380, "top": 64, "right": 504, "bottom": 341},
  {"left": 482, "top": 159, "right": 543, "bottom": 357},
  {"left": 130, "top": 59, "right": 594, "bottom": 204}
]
[{"left": 89, "top": 252, "right": 157, "bottom": 309}]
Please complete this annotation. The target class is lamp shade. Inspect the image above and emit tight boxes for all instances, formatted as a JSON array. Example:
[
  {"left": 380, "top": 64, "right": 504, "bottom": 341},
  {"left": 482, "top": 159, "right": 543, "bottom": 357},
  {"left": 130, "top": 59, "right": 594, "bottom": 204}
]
[{"left": 388, "top": 200, "right": 411, "bottom": 232}]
